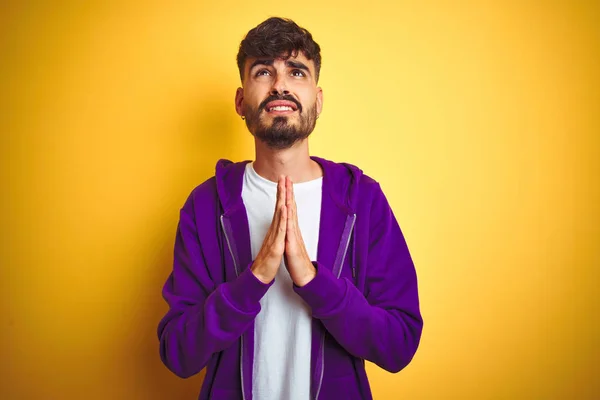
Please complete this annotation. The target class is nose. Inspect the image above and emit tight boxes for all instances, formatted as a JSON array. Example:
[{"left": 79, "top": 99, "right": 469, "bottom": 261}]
[{"left": 270, "top": 74, "right": 289, "bottom": 96}]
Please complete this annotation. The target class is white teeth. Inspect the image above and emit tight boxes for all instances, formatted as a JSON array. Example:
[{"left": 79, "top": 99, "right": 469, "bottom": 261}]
[{"left": 269, "top": 106, "right": 293, "bottom": 111}]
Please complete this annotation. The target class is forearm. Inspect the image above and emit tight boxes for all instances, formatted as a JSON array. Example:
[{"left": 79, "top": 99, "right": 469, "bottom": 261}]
[
  {"left": 158, "top": 267, "right": 272, "bottom": 377},
  {"left": 294, "top": 263, "right": 422, "bottom": 373}
]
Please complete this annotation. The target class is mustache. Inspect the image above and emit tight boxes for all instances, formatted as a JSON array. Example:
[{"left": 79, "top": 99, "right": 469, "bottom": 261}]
[{"left": 258, "top": 94, "right": 302, "bottom": 113}]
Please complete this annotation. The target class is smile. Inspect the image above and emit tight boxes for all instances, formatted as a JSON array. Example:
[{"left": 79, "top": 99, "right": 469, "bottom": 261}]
[
  {"left": 263, "top": 100, "right": 299, "bottom": 114},
  {"left": 267, "top": 106, "right": 295, "bottom": 112}
]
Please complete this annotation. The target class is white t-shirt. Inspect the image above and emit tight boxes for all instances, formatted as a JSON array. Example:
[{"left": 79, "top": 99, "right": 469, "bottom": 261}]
[{"left": 242, "top": 161, "right": 322, "bottom": 400}]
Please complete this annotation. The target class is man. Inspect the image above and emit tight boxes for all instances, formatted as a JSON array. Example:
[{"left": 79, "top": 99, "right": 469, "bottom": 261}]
[{"left": 157, "top": 17, "right": 423, "bottom": 400}]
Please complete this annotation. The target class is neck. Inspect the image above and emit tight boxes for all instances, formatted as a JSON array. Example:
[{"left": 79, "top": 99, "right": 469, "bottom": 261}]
[{"left": 253, "top": 139, "right": 323, "bottom": 183}]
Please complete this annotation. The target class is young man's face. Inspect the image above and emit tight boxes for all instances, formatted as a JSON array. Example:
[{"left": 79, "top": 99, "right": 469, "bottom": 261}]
[{"left": 235, "top": 51, "right": 323, "bottom": 150}]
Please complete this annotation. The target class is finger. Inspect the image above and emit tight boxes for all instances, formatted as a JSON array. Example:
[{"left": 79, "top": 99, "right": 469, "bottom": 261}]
[
  {"left": 272, "top": 175, "right": 285, "bottom": 224},
  {"left": 287, "top": 195, "right": 293, "bottom": 228},
  {"left": 285, "top": 176, "right": 292, "bottom": 206},
  {"left": 284, "top": 176, "right": 291, "bottom": 214},
  {"left": 288, "top": 177, "right": 299, "bottom": 227},
  {"left": 276, "top": 203, "right": 287, "bottom": 242},
  {"left": 293, "top": 188, "right": 299, "bottom": 222},
  {"left": 287, "top": 177, "right": 296, "bottom": 211},
  {"left": 279, "top": 175, "right": 287, "bottom": 208},
  {"left": 286, "top": 197, "right": 295, "bottom": 240},
  {"left": 285, "top": 178, "right": 295, "bottom": 228},
  {"left": 276, "top": 175, "right": 282, "bottom": 206}
]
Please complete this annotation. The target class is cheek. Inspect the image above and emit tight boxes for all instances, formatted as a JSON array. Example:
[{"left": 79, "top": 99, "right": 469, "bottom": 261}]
[
  {"left": 292, "top": 83, "right": 316, "bottom": 99},
  {"left": 245, "top": 83, "right": 271, "bottom": 102},
  {"left": 299, "top": 91, "right": 318, "bottom": 109},
  {"left": 242, "top": 97, "right": 261, "bottom": 114}
]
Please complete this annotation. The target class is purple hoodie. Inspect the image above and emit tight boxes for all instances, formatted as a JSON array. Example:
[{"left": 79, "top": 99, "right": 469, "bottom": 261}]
[{"left": 157, "top": 156, "right": 423, "bottom": 399}]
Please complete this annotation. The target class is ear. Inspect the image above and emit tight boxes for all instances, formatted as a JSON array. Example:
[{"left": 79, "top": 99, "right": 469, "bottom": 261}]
[
  {"left": 316, "top": 87, "right": 323, "bottom": 116},
  {"left": 235, "top": 87, "right": 244, "bottom": 117}
]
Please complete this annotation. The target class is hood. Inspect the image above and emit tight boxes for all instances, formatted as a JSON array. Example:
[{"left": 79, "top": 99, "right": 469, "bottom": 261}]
[{"left": 215, "top": 156, "right": 364, "bottom": 216}]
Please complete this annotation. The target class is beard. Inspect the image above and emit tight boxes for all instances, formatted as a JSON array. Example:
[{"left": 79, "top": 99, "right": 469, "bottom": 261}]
[{"left": 243, "top": 95, "right": 318, "bottom": 150}]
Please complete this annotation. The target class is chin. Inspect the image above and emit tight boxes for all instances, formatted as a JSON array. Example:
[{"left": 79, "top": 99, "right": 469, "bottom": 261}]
[{"left": 263, "top": 116, "right": 295, "bottom": 127}]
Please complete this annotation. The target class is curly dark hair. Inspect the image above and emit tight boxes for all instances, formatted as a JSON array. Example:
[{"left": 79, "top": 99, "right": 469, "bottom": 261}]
[{"left": 236, "top": 17, "right": 322, "bottom": 83}]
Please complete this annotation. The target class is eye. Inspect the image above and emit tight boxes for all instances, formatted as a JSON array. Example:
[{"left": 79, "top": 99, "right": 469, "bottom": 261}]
[
  {"left": 291, "top": 69, "right": 306, "bottom": 77},
  {"left": 255, "top": 69, "right": 271, "bottom": 77}
]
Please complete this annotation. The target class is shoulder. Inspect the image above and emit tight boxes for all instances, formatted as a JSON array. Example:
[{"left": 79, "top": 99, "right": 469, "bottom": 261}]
[
  {"left": 336, "top": 159, "right": 384, "bottom": 201},
  {"left": 331, "top": 159, "right": 391, "bottom": 220},
  {"left": 358, "top": 172, "right": 380, "bottom": 191},
  {"left": 329, "top": 158, "right": 380, "bottom": 187},
  {"left": 181, "top": 176, "right": 219, "bottom": 215},
  {"left": 315, "top": 156, "right": 382, "bottom": 207}
]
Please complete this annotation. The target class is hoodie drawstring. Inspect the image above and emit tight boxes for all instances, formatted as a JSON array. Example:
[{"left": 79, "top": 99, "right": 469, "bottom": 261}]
[{"left": 351, "top": 214, "right": 357, "bottom": 285}]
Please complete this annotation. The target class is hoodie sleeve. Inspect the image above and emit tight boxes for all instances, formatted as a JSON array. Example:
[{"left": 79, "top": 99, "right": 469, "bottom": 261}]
[
  {"left": 157, "top": 195, "right": 272, "bottom": 378},
  {"left": 293, "top": 183, "right": 423, "bottom": 373}
]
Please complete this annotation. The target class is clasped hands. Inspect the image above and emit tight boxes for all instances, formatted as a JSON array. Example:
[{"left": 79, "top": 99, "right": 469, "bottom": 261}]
[{"left": 250, "top": 176, "right": 316, "bottom": 287}]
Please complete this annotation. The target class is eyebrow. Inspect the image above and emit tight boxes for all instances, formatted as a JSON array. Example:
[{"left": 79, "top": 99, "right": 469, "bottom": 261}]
[
  {"left": 249, "top": 59, "right": 274, "bottom": 70},
  {"left": 286, "top": 60, "right": 311, "bottom": 75},
  {"left": 249, "top": 58, "right": 312, "bottom": 77}
]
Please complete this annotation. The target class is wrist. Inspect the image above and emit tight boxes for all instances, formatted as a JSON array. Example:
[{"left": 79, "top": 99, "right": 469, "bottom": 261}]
[
  {"left": 251, "top": 263, "right": 273, "bottom": 284},
  {"left": 294, "top": 261, "right": 317, "bottom": 287}
]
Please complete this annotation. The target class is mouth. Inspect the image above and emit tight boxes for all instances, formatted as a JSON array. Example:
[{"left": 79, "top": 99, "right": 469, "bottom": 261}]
[{"left": 264, "top": 100, "right": 299, "bottom": 115}]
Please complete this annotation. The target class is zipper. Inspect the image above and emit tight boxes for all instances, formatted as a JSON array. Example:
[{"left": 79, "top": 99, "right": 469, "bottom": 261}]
[
  {"left": 338, "top": 214, "right": 357, "bottom": 279},
  {"left": 220, "top": 214, "right": 246, "bottom": 400},
  {"left": 240, "top": 335, "right": 246, "bottom": 400},
  {"left": 315, "top": 213, "right": 357, "bottom": 399},
  {"left": 314, "top": 331, "right": 326, "bottom": 400},
  {"left": 220, "top": 215, "right": 240, "bottom": 277},
  {"left": 351, "top": 214, "right": 357, "bottom": 282}
]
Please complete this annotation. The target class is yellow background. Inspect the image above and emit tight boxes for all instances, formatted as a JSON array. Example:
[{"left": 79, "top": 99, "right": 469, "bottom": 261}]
[{"left": 2, "top": 1, "right": 598, "bottom": 399}]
